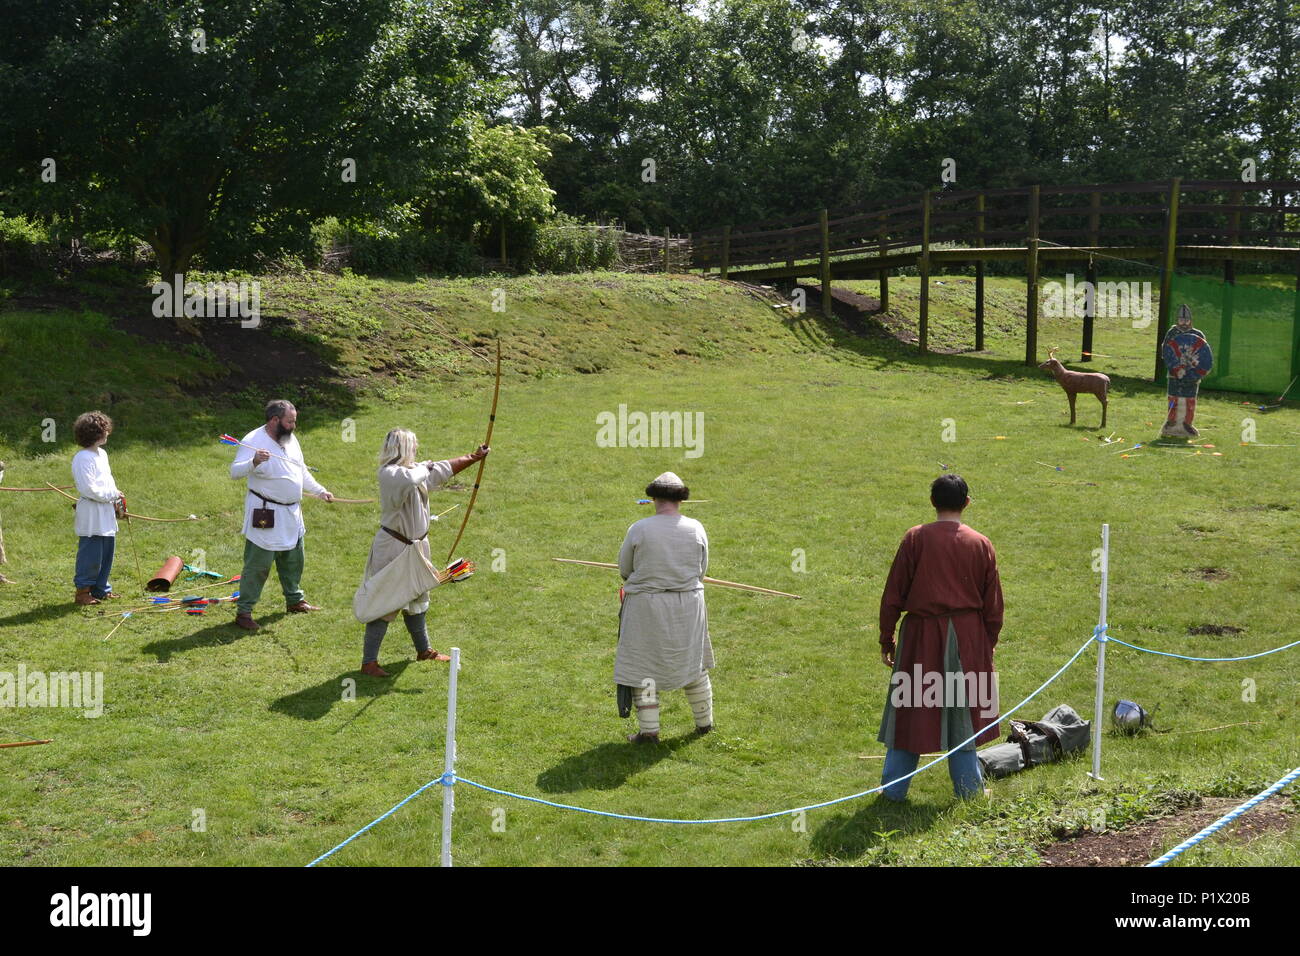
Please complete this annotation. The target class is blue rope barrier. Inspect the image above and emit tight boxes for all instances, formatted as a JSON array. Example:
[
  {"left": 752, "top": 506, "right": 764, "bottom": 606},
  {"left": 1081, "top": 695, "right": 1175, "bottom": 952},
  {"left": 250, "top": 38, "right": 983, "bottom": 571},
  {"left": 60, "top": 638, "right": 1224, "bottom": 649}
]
[
  {"left": 1146, "top": 766, "right": 1300, "bottom": 867},
  {"left": 1108, "top": 635, "right": 1300, "bottom": 663},
  {"left": 455, "top": 635, "right": 1098, "bottom": 824},
  {"left": 305, "top": 634, "right": 1098, "bottom": 862},
  {"left": 305, "top": 776, "right": 445, "bottom": 867}
]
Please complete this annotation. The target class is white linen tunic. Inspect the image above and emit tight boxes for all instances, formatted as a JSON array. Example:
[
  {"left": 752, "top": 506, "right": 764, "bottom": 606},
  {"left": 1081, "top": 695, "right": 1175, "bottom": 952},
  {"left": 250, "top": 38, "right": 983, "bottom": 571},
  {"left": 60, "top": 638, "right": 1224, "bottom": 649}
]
[
  {"left": 229, "top": 427, "right": 329, "bottom": 551},
  {"left": 614, "top": 514, "right": 714, "bottom": 692},
  {"left": 72, "top": 447, "right": 121, "bottom": 537},
  {"left": 361, "top": 461, "right": 454, "bottom": 615}
]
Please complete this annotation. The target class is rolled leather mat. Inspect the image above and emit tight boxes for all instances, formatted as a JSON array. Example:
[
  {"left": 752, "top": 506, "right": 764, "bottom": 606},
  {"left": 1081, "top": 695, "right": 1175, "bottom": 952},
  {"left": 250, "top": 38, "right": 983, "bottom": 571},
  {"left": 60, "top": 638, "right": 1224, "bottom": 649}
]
[{"left": 146, "top": 555, "right": 185, "bottom": 592}]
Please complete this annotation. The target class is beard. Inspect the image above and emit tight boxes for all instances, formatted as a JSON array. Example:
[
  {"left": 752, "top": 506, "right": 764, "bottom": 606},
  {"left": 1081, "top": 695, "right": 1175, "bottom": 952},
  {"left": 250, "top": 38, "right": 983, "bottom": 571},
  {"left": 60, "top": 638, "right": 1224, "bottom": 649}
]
[{"left": 274, "top": 423, "right": 294, "bottom": 442}]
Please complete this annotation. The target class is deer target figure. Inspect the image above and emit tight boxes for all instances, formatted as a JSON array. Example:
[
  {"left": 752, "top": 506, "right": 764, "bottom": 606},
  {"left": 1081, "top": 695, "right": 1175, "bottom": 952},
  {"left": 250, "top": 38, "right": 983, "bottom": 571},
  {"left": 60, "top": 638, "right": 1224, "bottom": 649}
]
[
  {"left": 1039, "top": 348, "right": 1110, "bottom": 428},
  {"left": 1160, "top": 304, "right": 1213, "bottom": 437}
]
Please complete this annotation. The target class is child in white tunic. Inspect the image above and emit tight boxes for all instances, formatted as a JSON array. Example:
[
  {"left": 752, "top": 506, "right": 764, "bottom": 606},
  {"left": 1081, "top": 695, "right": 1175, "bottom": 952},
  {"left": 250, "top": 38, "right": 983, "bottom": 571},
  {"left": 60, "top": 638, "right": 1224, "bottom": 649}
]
[
  {"left": 69, "top": 411, "right": 125, "bottom": 605},
  {"left": 616, "top": 472, "right": 714, "bottom": 742}
]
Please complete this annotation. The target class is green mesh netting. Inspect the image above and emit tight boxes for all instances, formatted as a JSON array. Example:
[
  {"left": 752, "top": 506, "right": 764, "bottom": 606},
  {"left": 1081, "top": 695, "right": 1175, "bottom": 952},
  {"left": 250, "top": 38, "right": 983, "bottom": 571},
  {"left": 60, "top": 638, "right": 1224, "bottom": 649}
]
[{"left": 1169, "top": 274, "right": 1300, "bottom": 397}]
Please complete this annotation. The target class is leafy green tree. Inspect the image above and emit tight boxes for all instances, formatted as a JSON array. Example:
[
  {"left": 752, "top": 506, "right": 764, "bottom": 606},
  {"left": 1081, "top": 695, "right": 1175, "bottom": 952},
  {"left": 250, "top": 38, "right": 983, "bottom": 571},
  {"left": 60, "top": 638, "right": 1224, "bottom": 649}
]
[
  {"left": 422, "top": 119, "right": 565, "bottom": 250},
  {"left": 0, "top": 0, "right": 501, "bottom": 324}
]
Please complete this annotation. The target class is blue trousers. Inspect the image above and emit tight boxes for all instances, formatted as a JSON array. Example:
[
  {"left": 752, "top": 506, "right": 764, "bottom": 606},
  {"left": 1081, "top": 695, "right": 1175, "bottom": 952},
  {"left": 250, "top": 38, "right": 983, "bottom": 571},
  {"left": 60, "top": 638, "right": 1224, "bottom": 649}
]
[
  {"left": 74, "top": 534, "right": 116, "bottom": 597},
  {"left": 881, "top": 747, "right": 983, "bottom": 801}
]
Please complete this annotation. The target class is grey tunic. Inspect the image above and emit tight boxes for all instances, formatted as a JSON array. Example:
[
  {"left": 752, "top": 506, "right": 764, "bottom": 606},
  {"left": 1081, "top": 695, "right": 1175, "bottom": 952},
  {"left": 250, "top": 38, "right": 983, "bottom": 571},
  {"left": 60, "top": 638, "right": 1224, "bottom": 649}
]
[
  {"left": 362, "top": 461, "right": 453, "bottom": 615},
  {"left": 614, "top": 514, "right": 714, "bottom": 692}
]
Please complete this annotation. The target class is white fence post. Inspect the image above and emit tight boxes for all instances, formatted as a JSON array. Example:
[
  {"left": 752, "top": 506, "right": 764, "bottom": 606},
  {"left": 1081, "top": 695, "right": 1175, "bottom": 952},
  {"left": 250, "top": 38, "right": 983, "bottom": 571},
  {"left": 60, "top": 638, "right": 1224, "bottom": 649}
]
[
  {"left": 441, "top": 647, "right": 461, "bottom": 867},
  {"left": 1089, "top": 525, "right": 1109, "bottom": 781}
]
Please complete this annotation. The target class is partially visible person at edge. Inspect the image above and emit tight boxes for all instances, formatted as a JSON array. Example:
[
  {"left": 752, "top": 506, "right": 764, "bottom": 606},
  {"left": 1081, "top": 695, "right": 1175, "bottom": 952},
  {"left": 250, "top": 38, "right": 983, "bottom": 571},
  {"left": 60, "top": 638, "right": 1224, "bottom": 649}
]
[
  {"left": 70, "top": 411, "right": 126, "bottom": 606},
  {"left": 358, "top": 427, "right": 489, "bottom": 677},
  {"left": 877, "top": 474, "right": 1004, "bottom": 800},
  {"left": 229, "top": 400, "right": 333, "bottom": 631},
  {"left": 615, "top": 471, "right": 714, "bottom": 743}
]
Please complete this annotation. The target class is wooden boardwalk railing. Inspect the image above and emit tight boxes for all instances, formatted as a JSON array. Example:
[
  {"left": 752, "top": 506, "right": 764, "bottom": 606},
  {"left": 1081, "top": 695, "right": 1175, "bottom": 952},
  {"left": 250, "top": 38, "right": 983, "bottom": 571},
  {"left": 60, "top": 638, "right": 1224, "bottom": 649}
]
[{"left": 689, "top": 179, "right": 1300, "bottom": 377}]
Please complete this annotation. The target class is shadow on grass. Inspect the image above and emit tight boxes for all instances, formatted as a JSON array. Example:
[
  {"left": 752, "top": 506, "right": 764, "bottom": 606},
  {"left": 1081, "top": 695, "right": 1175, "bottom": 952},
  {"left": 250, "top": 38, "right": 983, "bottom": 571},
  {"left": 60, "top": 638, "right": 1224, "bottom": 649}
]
[
  {"left": 271, "top": 659, "right": 423, "bottom": 723},
  {"left": 536, "top": 731, "right": 703, "bottom": 793},
  {"left": 0, "top": 602, "right": 81, "bottom": 629},
  {"left": 141, "top": 612, "right": 285, "bottom": 662},
  {"left": 0, "top": 276, "right": 359, "bottom": 455},
  {"left": 809, "top": 795, "right": 944, "bottom": 861}
]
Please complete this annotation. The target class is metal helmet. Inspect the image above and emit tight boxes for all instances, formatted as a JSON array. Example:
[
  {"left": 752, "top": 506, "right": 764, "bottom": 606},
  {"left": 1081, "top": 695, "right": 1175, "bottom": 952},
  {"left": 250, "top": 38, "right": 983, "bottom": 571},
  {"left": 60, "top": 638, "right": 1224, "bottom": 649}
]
[{"left": 1112, "top": 699, "right": 1151, "bottom": 733}]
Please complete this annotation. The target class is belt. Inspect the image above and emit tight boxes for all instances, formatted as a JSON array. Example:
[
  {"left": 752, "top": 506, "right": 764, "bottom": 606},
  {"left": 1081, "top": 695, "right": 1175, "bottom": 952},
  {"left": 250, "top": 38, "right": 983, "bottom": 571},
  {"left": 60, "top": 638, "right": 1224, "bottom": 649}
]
[
  {"left": 382, "top": 525, "right": 428, "bottom": 546},
  {"left": 252, "top": 490, "right": 298, "bottom": 508},
  {"left": 904, "top": 608, "right": 981, "bottom": 620}
]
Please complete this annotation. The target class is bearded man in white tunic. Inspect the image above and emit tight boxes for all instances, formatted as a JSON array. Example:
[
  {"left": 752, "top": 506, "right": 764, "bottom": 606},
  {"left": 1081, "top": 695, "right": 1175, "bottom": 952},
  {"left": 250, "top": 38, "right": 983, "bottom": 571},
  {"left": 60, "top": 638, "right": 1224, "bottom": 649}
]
[
  {"left": 230, "top": 399, "right": 334, "bottom": 631},
  {"left": 616, "top": 471, "right": 714, "bottom": 743},
  {"left": 356, "top": 427, "right": 489, "bottom": 677}
]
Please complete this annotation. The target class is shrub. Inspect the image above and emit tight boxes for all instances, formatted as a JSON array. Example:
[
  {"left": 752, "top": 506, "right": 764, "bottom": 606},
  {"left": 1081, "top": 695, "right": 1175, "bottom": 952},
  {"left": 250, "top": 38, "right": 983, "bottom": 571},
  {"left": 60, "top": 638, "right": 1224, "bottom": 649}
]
[
  {"left": 0, "top": 213, "right": 54, "bottom": 274},
  {"left": 525, "top": 214, "right": 620, "bottom": 273},
  {"left": 327, "top": 222, "right": 482, "bottom": 276}
]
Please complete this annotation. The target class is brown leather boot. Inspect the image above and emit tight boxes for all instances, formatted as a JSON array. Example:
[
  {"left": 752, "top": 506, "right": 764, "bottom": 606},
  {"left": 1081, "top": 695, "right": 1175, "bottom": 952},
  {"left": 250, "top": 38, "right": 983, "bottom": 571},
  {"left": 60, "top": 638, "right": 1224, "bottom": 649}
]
[
  {"left": 416, "top": 650, "right": 451, "bottom": 662},
  {"left": 75, "top": 588, "right": 100, "bottom": 606},
  {"left": 287, "top": 601, "right": 320, "bottom": 613},
  {"left": 361, "top": 661, "right": 390, "bottom": 678},
  {"left": 234, "top": 613, "right": 259, "bottom": 632}
]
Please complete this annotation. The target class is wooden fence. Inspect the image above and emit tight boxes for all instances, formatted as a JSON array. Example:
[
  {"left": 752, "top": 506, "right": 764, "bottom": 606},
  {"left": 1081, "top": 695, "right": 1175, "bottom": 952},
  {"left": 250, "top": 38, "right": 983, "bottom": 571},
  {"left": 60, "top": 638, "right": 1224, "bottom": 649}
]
[{"left": 690, "top": 179, "right": 1300, "bottom": 376}]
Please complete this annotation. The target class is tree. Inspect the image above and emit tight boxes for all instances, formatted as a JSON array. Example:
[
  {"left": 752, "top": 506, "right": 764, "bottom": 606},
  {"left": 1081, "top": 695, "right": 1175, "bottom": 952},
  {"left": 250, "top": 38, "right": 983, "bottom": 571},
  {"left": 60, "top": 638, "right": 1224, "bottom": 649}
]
[
  {"left": 0, "top": 0, "right": 502, "bottom": 326},
  {"left": 421, "top": 119, "right": 566, "bottom": 252}
]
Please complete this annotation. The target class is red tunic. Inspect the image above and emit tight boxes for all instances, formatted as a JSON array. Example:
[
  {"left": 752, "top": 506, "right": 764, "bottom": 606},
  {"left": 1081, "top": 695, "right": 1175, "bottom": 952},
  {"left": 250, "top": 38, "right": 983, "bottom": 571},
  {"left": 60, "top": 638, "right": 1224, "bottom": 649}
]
[{"left": 877, "top": 521, "right": 1004, "bottom": 752}]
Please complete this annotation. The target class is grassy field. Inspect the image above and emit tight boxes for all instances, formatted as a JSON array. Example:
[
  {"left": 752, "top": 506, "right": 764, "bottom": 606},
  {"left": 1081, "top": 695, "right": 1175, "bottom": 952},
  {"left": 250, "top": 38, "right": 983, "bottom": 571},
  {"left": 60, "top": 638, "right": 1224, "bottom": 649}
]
[{"left": 1, "top": 269, "right": 1297, "bottom": 866}]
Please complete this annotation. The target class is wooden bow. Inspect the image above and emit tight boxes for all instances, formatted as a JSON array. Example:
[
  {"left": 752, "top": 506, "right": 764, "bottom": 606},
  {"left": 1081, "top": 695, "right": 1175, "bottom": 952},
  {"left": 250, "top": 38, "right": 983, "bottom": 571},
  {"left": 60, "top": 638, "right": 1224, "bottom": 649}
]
[
  {"left": 446, "top": 337, "right": 501, "bottom": 563},
  {"left": 45, "top": 483, "right": 202, "bottom": 522}
]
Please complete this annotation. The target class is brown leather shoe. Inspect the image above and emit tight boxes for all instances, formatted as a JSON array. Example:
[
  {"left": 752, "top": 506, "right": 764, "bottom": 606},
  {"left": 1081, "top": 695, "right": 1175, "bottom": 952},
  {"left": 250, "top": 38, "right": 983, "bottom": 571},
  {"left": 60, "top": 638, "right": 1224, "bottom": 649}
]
[
  {"left": 234, "top": 613, "right": 260, "bottom": 632},
  {"left": 361, "top": 661, "right": 390, "bottom": 678},
  {"left": 286, "top": 601, "right": 320, "bottom": 613},
  {"left": 417, "top": 649, "right": 451, "bottom": 662},
  {"left": 627, "top": 731, "right": 661, "bottom": 744},
  {"left": 97, "top": 591, "right": 123, "bottom": 600},
  {"left": 75, "top": 588, "right": 101, "bottom": 606}
]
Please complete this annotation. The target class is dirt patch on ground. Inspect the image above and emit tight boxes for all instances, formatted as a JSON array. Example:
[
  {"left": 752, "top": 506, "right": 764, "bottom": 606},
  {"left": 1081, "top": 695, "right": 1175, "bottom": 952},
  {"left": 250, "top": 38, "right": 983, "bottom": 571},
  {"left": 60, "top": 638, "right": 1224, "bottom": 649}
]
[
  {"left": 1040, "top": 796, "right": 1294, "bottom": 866},
  {"left": 1187, "top": 623, "right": 1244, "bottom": 636},
  {"left": 1193, "top": 567, "right": 1230, "bottom": 581},
  {"left": 794, "top": 282, "right": 931, "bottom": 349}
]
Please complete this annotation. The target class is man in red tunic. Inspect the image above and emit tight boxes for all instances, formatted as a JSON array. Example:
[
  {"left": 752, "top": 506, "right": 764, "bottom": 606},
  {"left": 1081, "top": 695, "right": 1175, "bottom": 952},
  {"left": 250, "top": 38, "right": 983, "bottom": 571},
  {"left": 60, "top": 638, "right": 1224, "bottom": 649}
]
[{"left": 877, "top": 474, "right": 1003, "bottom": 800}]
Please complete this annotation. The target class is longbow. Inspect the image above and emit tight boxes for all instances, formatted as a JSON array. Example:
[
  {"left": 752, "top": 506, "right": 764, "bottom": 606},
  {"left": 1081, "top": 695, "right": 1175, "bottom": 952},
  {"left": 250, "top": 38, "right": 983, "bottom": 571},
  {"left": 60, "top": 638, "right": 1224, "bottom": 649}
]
[{"left": 445, "top": 337, "right": 502, "bottom": 564}]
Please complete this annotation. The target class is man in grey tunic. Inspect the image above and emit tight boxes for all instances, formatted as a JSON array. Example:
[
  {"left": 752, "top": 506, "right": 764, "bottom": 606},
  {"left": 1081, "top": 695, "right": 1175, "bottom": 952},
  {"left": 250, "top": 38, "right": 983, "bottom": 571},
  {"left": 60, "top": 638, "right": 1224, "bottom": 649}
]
[
  {"left": 616, "top": 471, "right": 714, "bottom": 742},
  {"left": 358, "top": 427, "right": 489, "bottom": 677}
]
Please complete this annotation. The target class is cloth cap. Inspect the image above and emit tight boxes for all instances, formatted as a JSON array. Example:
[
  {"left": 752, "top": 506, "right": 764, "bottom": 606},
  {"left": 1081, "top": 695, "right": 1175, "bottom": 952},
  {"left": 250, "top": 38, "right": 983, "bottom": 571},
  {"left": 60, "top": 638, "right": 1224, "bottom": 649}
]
[{"left": 652, "top": 471, "right": 685, "bottom": 489}]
